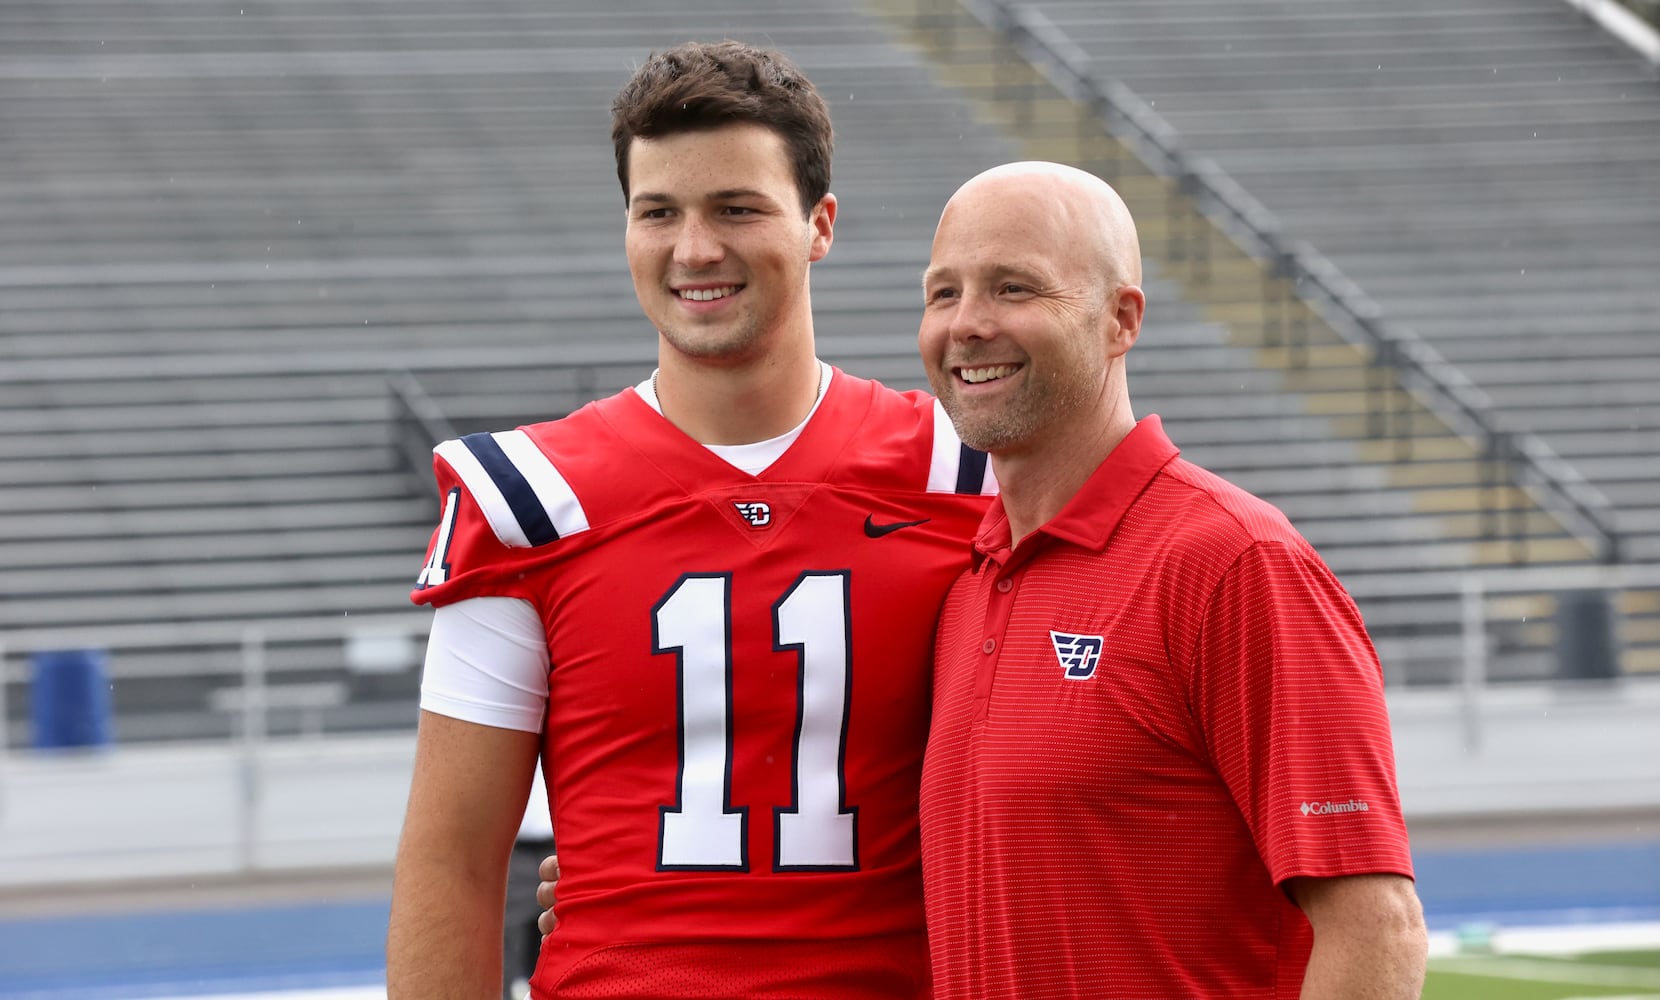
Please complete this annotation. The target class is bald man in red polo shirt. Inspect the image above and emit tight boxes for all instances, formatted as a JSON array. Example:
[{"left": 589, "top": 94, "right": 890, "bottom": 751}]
[{"left": 916, "top": 162, "right": 1427, "bottom": 999}]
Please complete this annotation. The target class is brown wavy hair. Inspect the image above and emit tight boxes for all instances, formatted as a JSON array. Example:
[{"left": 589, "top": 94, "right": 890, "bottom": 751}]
[{"left": 611, "top": 40, "right": 834, "bottom": 216}]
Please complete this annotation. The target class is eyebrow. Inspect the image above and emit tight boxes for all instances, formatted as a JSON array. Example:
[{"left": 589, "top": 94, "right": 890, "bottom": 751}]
[
  {"left": 920, "top": 265, "right": 952, "bottom": 288},
  {"left": 921, "top": 264, "right": 1049, "bottom": 288},
  {"left": 630, "top": 187, "right": 774, "bottom": 207}
]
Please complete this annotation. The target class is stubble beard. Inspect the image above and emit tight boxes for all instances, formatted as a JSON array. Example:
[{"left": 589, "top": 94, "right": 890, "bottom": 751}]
[{"left": 937, "top": 357, "right": 1099, "bottom": 455}]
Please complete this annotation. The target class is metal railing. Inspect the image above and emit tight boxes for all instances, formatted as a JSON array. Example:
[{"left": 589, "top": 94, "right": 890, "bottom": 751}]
[
  {"left": 920, "top": 0, "right": 1625, "bottom": 564},
  {"left": 2, "top": 600, "right": 1653, "bottom": 887},
  {"left": 1563, "top": 0, "right": 1660, "bottom": 64},
  {"left": 0, "top": 613, "right": 430, "bottom": 748},
  {"left": 0, "top": 616, "right": 428, "bottom": 881},
  {"left": 2, "top": 562, "right": 1654, "bottom": 740},
  {"left": 1342, "top": 561, "right": 1660, "bottom": 751},
  {"left": 387, "top": 368, "right": 459, "bottom": 495}
]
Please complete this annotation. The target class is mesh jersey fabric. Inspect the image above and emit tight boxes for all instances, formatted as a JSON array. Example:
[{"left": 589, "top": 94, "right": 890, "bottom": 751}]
[
  {"left": 921, "top": 416, "right": 1412, "bottom": 1000},
  {"left": 412, "top": 370, "right": 993, "bottom": 998}
]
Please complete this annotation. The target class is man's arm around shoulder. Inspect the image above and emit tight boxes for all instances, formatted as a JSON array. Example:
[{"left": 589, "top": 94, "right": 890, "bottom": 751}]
[
  {"left": 1288, "top": 873, "right": 1427, "bottom": 1000},
  {"left": 387, "top": 710, "right": 541, "bottom": 999}
]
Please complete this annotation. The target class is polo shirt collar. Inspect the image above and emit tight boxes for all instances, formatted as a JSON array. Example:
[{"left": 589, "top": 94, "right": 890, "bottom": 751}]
[{"left": 972, "top": 414, "right": 1180, "bottom": 568}]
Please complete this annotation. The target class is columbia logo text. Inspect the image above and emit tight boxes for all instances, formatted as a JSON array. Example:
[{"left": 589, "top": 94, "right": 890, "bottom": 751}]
[{"left": 1300, "top": 799, "right": 1370, "bottom": 817}]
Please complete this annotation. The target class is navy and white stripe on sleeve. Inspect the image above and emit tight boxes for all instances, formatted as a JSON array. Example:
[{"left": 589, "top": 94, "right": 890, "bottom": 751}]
[
  {"left": 435, "top": 430, "right": 591, "bottom": 548},
  {"left": 927, "top": 399, "right": 999, "bottom": 496}
]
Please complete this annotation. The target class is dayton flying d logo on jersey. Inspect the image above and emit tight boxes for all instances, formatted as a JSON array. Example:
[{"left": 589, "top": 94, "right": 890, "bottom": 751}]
[
  {"left": 1050, "top": 631, "right": 1104, "bottom": 680},
  {"left": 732, "top": 501, "right": 772, "bottom": 528}
]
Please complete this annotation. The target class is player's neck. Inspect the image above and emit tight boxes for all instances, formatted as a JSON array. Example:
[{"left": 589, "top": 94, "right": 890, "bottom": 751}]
[{"left": 655, "top": 347, "right": 825, "bottom": 446}]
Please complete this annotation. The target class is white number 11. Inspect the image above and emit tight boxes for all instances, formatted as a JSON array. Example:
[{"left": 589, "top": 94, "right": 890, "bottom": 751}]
[{"left": 651, "top": 572, "right": 858, "bottom": 872}]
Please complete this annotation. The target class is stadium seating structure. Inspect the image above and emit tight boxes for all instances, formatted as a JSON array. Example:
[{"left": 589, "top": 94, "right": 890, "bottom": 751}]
[{"left": 2, "top": 0, "right": 1656, "bottom": 743}]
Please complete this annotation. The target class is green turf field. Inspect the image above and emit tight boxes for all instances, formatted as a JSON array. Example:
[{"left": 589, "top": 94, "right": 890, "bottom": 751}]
[{"left": 1423, "top": 949, "right": 1660, "bottom": 999}]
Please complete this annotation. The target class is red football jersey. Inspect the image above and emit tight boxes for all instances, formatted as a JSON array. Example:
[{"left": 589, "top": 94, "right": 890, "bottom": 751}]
[
  {"left": 413, "top": 371, "right": 994, "bottom": 998},
  {"left": 921, "top": 416, "right": 1412, "bottom": 999}
]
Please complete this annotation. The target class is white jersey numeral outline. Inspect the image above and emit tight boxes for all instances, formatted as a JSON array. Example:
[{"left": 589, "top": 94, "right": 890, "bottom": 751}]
[
  {"left": 652, "top": 571, "right": 858, "bottom": 872},
  {"left": 414, "top": 489, "right": 460, "bottom": 588}
]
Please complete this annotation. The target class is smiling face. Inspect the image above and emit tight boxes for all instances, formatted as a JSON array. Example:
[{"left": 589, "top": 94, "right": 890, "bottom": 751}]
[
  {"left": 624, "top": 123, "right": 834, "bottom": 367},
  {"left": 920, "top": 168, "right": 1138, "bottom": 458}
]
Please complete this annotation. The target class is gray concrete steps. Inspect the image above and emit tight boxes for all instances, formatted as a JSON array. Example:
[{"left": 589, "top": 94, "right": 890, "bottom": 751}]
[
  {"left": 5, "top": 0, "right": 1650, "bottom": 720},
  {"left": 0, "top": 583, "right": 413, "bottom": 631},
  {"left": 1001, "top": 0, "right": 1658, "bottom": 614},
  {"left": 0, "top": 424, "right": 391, "bottom": 463},
  {"left": 8, "top": 554, "right": 420, "bottom": 601},
  {"left": 6, "top": 525, "right": 430, "bottom": 572},
  {"left": 0, "top": 497, "right": 435, "bottom": 545},
  {"left": 0, "top": 472, "right": 410, "bottom": 514}
]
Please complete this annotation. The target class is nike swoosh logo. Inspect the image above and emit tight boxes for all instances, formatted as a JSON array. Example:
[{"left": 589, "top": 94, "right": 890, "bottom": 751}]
[{"left": 864, "top": 515, "right": 931, "bottom": 538}]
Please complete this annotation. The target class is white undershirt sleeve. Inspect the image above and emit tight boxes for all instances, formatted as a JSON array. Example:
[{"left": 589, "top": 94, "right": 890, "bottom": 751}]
[{"left": 419, "top": 597, "right": 549, "bottom": 733}]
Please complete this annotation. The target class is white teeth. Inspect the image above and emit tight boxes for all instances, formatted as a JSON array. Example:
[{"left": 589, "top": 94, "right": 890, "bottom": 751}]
[
  {"left": 959, "top": 365, "right": 1018, "bottom": 384},
  {"left": 679, "top": 286, "right": 739, "bottom": 302}
]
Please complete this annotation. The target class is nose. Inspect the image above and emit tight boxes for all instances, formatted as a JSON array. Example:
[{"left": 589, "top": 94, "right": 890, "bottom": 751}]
[
  {"left": 946, "top": 287, "right": 998, "bottom": 343},
  {"left": 673, "top": 213, "right": 724, "bottom": 270}
]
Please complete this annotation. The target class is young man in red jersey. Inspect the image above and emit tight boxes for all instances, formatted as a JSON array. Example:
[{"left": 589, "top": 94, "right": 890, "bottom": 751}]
[
  {"left": 916, "top": 161, "right": 1427, "bottom": 999},
  {"left": 384, "top": 42, "right": 994, "bottom": 999}
]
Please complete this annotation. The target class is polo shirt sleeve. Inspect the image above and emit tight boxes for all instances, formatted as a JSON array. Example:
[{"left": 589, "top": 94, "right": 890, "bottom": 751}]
[{"left": 1192, "top": 539, "right": 1415, "bottom": 886}]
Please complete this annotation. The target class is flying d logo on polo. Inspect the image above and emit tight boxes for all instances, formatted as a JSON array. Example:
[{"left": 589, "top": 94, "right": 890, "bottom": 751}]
[{"left": 1050, "top": 630, "right": 1103, "bottom": 680}]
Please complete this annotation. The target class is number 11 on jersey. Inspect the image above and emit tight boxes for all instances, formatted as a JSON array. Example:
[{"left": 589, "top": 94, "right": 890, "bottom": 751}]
[{"left": 652, "top": 572, "right": 858, "bottom": 872}]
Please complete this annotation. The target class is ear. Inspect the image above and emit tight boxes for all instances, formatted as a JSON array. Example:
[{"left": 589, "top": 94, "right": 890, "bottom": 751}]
[
  {"left": 807, "top": 193, "right": 837, "bottom": 262},
  {"left": 1106, "top": 284, "right": 1145, "bottom": 356}
]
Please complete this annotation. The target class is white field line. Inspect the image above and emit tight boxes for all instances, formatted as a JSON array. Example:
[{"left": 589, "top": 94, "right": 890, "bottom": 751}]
[{"left": 1429, "top": 956, "right": 1660, "bottom": 989}]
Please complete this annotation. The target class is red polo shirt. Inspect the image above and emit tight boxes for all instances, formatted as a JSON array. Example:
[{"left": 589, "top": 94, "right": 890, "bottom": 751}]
[{"left": 920, "top": 416, "right": 1413, "bottom": 1000}]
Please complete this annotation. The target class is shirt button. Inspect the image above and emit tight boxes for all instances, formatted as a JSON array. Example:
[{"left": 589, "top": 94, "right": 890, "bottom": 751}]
[
  {"left": 982, "top": 639, "right": 996, "bottom": 654},
  {"left": 996, "top": 578, "right": 1013, "bottom": 593}
]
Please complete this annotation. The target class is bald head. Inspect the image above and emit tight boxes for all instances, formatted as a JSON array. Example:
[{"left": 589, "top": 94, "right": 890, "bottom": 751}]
[
  {"left": 918, "top": 160, "right": 1146, "bottom": 472},
  {"left": 938, "top": 161, "right": 1141, "bottom": 290}
]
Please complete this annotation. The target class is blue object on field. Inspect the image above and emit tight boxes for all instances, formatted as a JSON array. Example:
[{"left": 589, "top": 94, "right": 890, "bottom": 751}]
[{"left": 29, "top": 648, "right": 114, "bottom": 749}]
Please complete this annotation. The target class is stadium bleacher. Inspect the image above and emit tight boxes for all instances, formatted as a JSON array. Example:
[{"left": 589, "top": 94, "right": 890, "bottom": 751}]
[
  {"left": 2, "top": 0, "right": 1657, "bottom": 744},
  {"left": 876, "top": 0, "right": 1660, "bottom": 679},
  {"left": 1003, "top": 0, "right": 1660, "bottom": 558},
  {"left": 0, "top": 0, "right": 1023, "bottom": 738}
]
